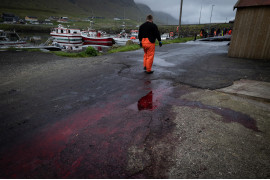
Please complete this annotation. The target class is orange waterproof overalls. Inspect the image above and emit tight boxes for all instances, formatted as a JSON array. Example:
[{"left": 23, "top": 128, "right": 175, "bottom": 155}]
[{"left": 142, "top": 38, "right": 155, "bottom": 72}]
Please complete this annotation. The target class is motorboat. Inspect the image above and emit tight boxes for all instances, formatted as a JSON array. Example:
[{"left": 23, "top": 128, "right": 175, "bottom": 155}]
[
  {"left": 161, "top": 33, "right": 170, "bottom": 41},
  {"left": 81, "top": 29, "right": 114, "bottom": 46},
  {"left": 130, "top": 30, "right": 138, "bottom": 39},
  {"left": 113, "top": 29, "right": 139, "bottom": 45},
  {"left": 0, "top": 30, "right": 26, "bottom": 46},
  {"left": 50, "top": 24, "right": 82, "bottom": 44}
]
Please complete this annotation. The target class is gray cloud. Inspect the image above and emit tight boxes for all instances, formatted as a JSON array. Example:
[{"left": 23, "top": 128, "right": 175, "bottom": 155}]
[{"left": 134, "top": 0, "right": 238, "bottom": 24}]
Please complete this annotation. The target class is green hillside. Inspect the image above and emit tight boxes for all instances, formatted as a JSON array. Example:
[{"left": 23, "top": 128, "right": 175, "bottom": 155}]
[
  {"left": 0, "top": 0, "right": 143, "bottom": 20},
  {"left": 0, "top": 0, "right": 178, "bottom": 25}
]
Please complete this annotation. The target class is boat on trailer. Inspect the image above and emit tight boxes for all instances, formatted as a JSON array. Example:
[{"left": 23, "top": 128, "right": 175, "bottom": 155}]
[
  {"left": 50, "top": 24, "right": 82, "bottom": 44},
  {"left": 0, "top": 30, "right": 26, "bottom": 47}
]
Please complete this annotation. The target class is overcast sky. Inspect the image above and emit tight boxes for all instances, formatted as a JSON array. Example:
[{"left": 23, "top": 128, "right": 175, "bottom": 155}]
[{"left": 134, "top": 0, "right": 238, "bottom": 24}]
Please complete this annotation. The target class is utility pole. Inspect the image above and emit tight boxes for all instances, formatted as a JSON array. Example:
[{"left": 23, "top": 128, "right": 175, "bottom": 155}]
[
  {"left": 178, "top": 0, "right": 183, "bottom": 38},
  {"left": 123, "top": 8, "right": 126, "bottom": 20},
  {"left": 199, "top": 0, "right": 202, "bottom": 24},
  {"left": 210, "top": 5, "right": 215, "bottom": 24},
  {"left": 209, "top": 4, "right": 215, "bottom": 35}
]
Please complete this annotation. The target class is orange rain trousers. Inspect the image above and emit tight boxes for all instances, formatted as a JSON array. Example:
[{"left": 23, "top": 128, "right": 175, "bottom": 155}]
[{"left": 142, "top": 38, "right": 155, "bottom": 72}]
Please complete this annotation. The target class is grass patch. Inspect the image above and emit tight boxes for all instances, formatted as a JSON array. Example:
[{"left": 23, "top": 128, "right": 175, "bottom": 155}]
[
  {"left": 52, "top": 51, "right": 87, "bottom": 58},
  {"left": 158, "top": 37, "right": 195, "bottom": 45},
  {"left": 52, "top": 46, "right": 99, "bottom": 58},
  {"left": 108, "top": 44, "right": 141, "bottom": 53},
  {"left": 108, "top": 37, "right": 195, "bottom": 54}
]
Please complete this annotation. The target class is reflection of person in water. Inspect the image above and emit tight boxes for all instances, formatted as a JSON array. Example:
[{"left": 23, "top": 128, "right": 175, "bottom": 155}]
[{"left": 137, "top": 91, "right": 153, "bottom": 111}]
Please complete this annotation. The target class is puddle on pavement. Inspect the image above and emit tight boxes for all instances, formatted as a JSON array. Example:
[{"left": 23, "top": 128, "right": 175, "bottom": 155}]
[
  {"left": 128, "top": 80, "right": 173, "bottom": 112},
  {"left": 132, "top": 81, "right": 260, "bottom": 132},
  {"left": 137, "top": 91, "right": 157, "bottom": 111},
  {"left": 186, "top": 40, "right": 229, "bottom": 46},
  {"left": 153, "top": 56, "right": 175, "bottom": 67}
]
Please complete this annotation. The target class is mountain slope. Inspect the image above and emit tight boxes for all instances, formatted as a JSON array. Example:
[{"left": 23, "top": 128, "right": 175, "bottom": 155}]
[
  {"left": 153, "top": 11, "right": 179, "bottom": 25},
  {"left": 136, "top": 3, "right": 178, "bottom": 25},
  {"left": 0, "top": 0, "right": 142, "bottom": 20},
  {"left": 0, "top": 0, "right": 178, "bottom": 25}
]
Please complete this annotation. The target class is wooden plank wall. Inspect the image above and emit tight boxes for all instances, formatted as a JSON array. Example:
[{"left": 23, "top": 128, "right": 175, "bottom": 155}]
[{"left": 228, "top": 7, "right": 270, "bottom": 60}]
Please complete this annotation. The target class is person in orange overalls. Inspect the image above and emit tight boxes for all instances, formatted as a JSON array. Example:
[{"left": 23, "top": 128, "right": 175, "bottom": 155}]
[{"left": 138, "top": 15, "right": 162, "bottom": 74}]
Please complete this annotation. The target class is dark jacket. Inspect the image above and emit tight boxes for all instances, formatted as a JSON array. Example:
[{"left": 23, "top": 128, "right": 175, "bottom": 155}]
[{"left": 138, "top": 21, "right": 161, "bottom": 43}]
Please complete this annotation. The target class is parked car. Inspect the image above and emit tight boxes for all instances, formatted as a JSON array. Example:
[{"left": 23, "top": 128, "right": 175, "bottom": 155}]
[{"left": 161, "top": 33, "right": 170, "bottom": 41}]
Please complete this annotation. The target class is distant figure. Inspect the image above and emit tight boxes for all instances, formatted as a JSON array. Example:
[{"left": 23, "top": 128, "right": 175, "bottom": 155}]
[
  {"left": 217, "top": 28, "right": 221, "bottom": 36},
  {"left": 228, "top": 29, "right": 232, "bottom": 35},
  {"left": 224, "top": 28, "right": 228, "bottom": 35},
  {"left": 200, "top": 29, "right": 203, "bottom": 38},
  {"left": 211, "top": 28, "right": 215, "bottom": 37},
  {"left": 204, "top": 30, "right": 208, "bottom": 38},
  {"left": 139, "top": 15, "right": 162, "bottom": 74}
]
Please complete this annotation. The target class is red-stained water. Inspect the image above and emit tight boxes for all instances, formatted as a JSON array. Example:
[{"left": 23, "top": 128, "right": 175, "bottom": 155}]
[
  {"left": 0, "top": 81, "right": 260, "bottom": 178},
  {"left": 138, "top": 91, "right": 155, "bottom": 111},
  {"left": 0, "top": 81, "right": 173, "bottom": 178},
  {"left": 0, "top": 102, "right": 123, "bottom": 178}
]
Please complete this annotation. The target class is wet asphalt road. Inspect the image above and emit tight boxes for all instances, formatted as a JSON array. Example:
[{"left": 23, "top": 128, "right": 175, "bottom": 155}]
[{"left": 0, "top": 41, "right": 270, "bottom": 178}]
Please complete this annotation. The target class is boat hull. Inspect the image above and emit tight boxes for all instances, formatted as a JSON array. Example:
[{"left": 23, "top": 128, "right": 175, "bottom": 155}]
[
  {"left": 50, "top": 33, "right": 82, "bottom": 44},
  {"left": 113, "top": 38, "right": 139, "bottom": 45},
  {"left": 82, "top": 35, "right": 114, "bottom": 46},
  {"left": 0, "top": 41, "right": 26, "bottom": 46}
]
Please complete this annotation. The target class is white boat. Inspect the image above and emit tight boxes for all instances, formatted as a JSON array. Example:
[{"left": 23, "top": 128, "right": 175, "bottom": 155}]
[
  {"left": 0, "top": 30, "right": 26, "bottom": 47},
  {"left": 161, "top": 33, "right": 170, "bottom": 41},
  {"left": 130, "top": 30, "right": 138, "bottom": 39},
  {"left": 50, "top": 24, "right": 82, "bottom": 44},
  {"left": 113, "top": 29, "right": 139, "bottom": 45},
  {"left": 81, "top": 29, "right": 114, "bottom": 46}
]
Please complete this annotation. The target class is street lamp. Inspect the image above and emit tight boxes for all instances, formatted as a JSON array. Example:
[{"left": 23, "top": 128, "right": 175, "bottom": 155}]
[
  {"left": 199, "top": 0, "right": 202, "bottom": 24},
  {"left": 210, "top": 4, "right": 215, "bottom": 24}
]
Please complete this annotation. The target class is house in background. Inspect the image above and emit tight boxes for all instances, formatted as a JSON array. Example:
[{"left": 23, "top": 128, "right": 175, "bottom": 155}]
[
  {"left": 25, "top": 16, "right": 38, "bottom": 23},
  {"left": 48, "top": 16, "right": 59, "bottom": 21},
  {"left": 57, "top": 17, "right": 69, "bottom": 23},
  {"left": 228, "top": 0, "right": 270, "bottom": 60},
  {"left": 2, "top": 13, "right": 19, "bottom": 23},
  {"left": 43, "top": 19, "right": 53, "bottom": 25}
]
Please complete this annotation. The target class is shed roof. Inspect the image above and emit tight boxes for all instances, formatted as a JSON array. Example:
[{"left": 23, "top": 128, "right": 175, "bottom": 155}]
[{"left": 234, "top": 0, "right": 270, "bottom": 9}]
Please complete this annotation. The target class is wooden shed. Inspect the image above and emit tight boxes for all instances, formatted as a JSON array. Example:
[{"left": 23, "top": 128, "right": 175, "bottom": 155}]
[{"left": 228, "top": 0, "right": 270, "bottom": 60}]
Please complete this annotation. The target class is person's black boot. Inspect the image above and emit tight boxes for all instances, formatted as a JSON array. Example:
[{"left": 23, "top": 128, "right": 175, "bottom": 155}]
[{"left": 145, "top": 71, "right": 154, "bottom": 74}]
